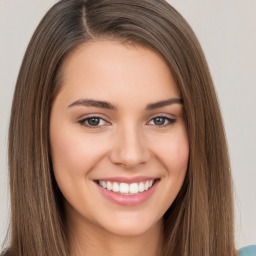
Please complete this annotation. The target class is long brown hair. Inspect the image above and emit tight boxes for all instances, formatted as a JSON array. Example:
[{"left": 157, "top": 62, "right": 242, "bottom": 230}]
[{"left": 3, "top": 0, "right": 237, "bottom": 255}]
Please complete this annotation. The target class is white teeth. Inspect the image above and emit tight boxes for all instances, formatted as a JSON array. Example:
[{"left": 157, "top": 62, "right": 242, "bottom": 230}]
[
  {"left": 98, "top": 179, "right": 155, "bottom": 195},
  {"left": 138, "top": 182, "right": 145, "bottom": 192},
  {"left": 107, "top": 181, "right": 112, "bottom": 191},
  {"left": 100, "top": 181, "right": 107, "bottom": 188},
  {"left": 129, "top": 183, "right": 139, "bottom": 194},
  {"left": 120, "top": 183, "right": 129, "bottom": 194},
  {"left": 112, "top": 182, "right": 119, "bottom": 192},
  {"left": 145, "top": 181, "right": 149, "bottom": 190}
]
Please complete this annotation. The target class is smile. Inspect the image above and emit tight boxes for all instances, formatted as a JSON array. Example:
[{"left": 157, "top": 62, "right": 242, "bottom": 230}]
[
  {"left": 97, "top": 179, "right": 155, "bottom": 195},
  {"left": 94, "top": 177, "right": 160, "bottom": 206}
]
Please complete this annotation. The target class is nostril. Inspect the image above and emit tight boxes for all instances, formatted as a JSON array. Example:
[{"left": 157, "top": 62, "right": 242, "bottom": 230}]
[
  {"left": 109, "top": 150, "right": 150, "bottom": 169},
  {"left": 108, "top": 133, "right": 151, "bottom": 168}
]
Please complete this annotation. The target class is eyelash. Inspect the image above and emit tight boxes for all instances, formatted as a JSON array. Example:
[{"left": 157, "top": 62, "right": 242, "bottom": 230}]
[
  {"left": 147, "top": 116, "right": 176, "bottom": 127},
  {"left": 78, "top": 115, "right": 177, "bottom": 129},
  {"left": 78, "top": 116, "right": 110, "bottom": 128}
]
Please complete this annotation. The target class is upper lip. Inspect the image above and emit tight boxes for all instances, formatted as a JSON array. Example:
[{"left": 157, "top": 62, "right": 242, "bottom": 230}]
[{"left": 94, "top": 176, "right": 159, "bottom": 184}]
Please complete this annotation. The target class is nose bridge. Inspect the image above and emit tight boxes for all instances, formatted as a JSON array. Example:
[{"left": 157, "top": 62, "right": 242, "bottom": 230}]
[{"left": 109, "top": 121, "right": 150, "bottom": 168}]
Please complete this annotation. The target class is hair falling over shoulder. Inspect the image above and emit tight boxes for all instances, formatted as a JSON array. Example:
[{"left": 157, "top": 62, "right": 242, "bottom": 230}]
[{"left": 3, "top": 0, "right": 238, "bottom": 255}]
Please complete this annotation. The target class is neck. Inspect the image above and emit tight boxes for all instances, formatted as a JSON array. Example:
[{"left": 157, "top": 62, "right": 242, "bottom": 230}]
[{"left": 66, "top": 210, "right": 164, "bottom": 256}]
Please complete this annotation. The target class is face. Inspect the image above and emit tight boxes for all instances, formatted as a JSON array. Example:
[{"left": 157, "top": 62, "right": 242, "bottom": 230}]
[{"left": 50, "top": 40, "right": 189, "bottom": 237}]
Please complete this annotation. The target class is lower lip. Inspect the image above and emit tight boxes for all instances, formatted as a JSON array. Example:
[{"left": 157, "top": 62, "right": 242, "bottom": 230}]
[{"left": 95, "top": 180, "right": 159, "bottom": 206}]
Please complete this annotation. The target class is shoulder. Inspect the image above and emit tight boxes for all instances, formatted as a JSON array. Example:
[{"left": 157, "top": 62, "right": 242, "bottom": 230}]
[{"left": 239, "top": 245, "right": 256, "bottom": 256}]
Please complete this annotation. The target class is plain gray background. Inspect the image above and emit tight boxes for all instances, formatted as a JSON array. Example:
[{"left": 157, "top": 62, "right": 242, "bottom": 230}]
[{"left": 0, "top": 0, "right": 255, "bottom": 250}]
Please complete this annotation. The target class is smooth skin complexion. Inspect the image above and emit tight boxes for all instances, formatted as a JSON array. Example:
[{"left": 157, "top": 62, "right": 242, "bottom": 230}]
[{"left": 50, "top": 40, "right": 189, "bottom": 256}]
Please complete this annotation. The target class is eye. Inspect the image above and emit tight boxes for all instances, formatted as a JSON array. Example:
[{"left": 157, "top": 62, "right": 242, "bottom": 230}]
[
  {"left": 147, "top": 116, "right": 176, "bottom": 127},
  {"left": 78, "top": 116, "right": 109, "bottom": 128}
]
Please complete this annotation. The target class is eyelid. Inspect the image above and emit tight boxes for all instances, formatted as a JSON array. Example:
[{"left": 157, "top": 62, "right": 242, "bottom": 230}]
[
  {"left": 147, "top": 113, "right": 176, "bottom": 121},
  {"left": 146, "top": 114, "right": 177, "bottom": 127},
  {"left": 77, "top": 113, "right": 177, "bottom": 129},
  {"left": 78, "top": 114, "right": 111, "bottom": 129}
]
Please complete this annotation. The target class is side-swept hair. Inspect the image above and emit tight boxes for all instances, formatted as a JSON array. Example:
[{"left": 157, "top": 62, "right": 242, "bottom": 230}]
[{"left": 3, "top": 0, "right": 237, "bottom": 255}]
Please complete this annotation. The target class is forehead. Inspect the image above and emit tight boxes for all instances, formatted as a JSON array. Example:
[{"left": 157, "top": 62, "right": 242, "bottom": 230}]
[{"left": 57, "top": 40, "right": 180, "bottom": 107}]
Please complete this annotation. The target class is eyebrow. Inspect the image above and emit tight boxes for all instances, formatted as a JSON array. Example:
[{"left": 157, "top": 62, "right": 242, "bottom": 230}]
[
  {"left": 146, "top": 98, "right": 183, "bottom": 110},
  {"left": 68, "top": 98, "right": 183, "bottom": 110},
  {"left": 68, "top": 99, "right": 116, "bottom": 110}
]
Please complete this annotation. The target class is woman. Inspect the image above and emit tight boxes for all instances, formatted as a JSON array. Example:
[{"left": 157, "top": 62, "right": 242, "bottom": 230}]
[{"left": 2, "top": 0, "right": 254, "bottom": 255}]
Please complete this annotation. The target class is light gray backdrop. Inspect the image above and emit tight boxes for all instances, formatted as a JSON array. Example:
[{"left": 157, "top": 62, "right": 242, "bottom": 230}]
[{"left": 0, "top": 0, "right": 255, "bottom": 250}]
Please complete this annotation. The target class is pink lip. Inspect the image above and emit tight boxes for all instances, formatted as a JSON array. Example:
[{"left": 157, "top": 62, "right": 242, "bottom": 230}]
[{"left": 94, "top": 178, "right": 160, "bottom": 206}]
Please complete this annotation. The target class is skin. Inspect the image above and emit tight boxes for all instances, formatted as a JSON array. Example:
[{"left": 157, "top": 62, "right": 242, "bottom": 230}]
[{"left": 50, "top": 40, "right": 189, "bottom": 256}]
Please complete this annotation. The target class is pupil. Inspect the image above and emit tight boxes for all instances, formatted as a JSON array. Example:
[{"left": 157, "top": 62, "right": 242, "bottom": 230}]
[
  {"left": 154, "top": 117, "right": 165, "bottom": 125},
  {"left": 88, "top": 118, "right": 100, "bottom": 126}
]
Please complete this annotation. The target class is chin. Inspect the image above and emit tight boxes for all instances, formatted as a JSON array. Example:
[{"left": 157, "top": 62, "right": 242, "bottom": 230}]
[{"left": 95, "top": 211, "right": 162, "bottom": 237}]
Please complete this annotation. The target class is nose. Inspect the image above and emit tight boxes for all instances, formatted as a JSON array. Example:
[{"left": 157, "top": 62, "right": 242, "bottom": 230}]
[{"left": 109, "top": 124, "right": 151, "bottom": 169}]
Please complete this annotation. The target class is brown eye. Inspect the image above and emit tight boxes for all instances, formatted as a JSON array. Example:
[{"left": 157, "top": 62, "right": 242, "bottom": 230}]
[
  {"left": 78, "top": 117, "right": 109, "bottom": 128},
  {"left": 87, "top": 117, "right": 101, "bottom": 126}
]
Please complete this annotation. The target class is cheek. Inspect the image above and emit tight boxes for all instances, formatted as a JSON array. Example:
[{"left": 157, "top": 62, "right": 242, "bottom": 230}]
[
  {"left": 170, "top": 134, "right": 189, "bottom": 171},
  {"left": 49, "top": 126, "right": 110, "bottom": 210},
  {"left": 145, "top": 128, "right": 189, "bottom": 216},
  {"left": 152, "top": 129, "right": 189, "bottom": 174},
  {"left": 50, "top": 124, "right": 109, "bottom": 177}
]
